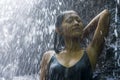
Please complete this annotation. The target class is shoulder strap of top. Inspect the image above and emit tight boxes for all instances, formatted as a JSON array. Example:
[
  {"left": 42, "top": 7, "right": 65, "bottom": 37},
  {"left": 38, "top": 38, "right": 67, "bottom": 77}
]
[
  {"left": 44, "top": 51, "right": 55, "bottom": 80},
  {"left": 47, "top": 51, "right": 55, "bottom": 64}
]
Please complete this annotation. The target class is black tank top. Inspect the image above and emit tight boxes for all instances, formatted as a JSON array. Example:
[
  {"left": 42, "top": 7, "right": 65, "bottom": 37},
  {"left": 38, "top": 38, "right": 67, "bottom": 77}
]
[{"left": 46, "top": 50, "right": 93, "bottom": 80}]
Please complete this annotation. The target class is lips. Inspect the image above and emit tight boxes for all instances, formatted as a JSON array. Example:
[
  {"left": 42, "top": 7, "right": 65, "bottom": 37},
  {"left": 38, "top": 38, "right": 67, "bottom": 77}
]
[{"left": 72, "top": 26, "right": 81, "bottom": 31}]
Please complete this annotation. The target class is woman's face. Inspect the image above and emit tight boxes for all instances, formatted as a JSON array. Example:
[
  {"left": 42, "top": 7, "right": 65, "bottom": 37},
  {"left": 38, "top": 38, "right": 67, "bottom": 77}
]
[{"left": 61, "top": 12, "right": 84, "bottom": 38}]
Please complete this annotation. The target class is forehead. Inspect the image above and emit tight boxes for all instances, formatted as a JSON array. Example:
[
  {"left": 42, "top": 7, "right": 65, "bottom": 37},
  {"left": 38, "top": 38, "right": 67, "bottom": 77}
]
[{"left": 64, "top": 13, "right": 80, "bottom": 20}]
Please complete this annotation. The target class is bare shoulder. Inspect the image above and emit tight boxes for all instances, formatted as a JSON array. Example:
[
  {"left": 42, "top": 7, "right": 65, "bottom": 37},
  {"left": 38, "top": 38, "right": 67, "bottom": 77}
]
[
  {"left": 43, "top": 50, "right": 55, "bottom": 58},
  {"left": 40, "top": 50, "right": 55, "bottom": 80},
  {"left": 42, "top": 50, "right": 55, "bottom": 63}
]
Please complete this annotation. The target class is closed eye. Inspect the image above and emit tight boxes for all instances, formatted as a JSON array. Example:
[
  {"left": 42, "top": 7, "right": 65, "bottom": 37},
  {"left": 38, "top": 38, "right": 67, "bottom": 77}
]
[
  {"left": 75, "top": 18, "right": 81, "bottom": 23},
  {"left": 66, "top": 18, "right": 73, "bottom": 23}
]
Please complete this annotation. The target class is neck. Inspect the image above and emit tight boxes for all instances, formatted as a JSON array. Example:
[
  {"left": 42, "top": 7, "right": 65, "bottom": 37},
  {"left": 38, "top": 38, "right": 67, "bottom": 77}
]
[{"left": 64, "top": 36, "right": 82, "bottom": 53}]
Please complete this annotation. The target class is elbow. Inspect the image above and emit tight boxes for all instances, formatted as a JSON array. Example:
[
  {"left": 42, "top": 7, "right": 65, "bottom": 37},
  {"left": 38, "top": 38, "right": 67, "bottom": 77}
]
[{"left": 103, "top": 9, "right": 110, "bottom": 16}]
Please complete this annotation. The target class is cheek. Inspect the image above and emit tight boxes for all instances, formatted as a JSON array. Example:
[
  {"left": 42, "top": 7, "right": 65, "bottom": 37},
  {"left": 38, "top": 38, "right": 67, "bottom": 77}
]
[
  {"left": 62, "top": 25, "right": 72, "bottom": 35},
  {"left": 79, "top": 23, "right": 84, "bottom": 29}
]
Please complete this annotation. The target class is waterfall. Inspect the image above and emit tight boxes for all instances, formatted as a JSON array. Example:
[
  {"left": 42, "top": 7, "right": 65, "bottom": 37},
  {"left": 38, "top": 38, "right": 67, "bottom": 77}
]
[
  {"left": 0, "top": 0, "right": 119, "bottom": 80},
  {"left": 115, "top": 0, "right": 120, "bottom": 67}
]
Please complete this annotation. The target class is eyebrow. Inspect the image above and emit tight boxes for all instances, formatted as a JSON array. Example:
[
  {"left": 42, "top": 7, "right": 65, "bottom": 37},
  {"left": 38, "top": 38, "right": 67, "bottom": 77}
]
[{"left": 65, "top": 16, "right": 81, "bottom": 21}]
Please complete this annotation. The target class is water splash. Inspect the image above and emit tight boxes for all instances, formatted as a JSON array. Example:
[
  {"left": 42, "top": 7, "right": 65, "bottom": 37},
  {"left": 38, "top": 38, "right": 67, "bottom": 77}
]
[{"left": 114, "top": 0, "right": 120, "bottom": 67}]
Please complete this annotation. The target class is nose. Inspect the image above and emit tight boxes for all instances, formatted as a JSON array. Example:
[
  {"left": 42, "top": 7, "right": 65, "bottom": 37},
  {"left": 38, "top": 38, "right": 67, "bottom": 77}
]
[{"left": 74, "top": 20, "right": 78, "bottom": 24}]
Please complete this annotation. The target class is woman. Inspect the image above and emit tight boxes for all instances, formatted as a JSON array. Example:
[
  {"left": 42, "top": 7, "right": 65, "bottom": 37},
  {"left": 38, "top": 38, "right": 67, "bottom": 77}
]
[{"left": 40, "top": 9, "right": 110, "bottom": 80}]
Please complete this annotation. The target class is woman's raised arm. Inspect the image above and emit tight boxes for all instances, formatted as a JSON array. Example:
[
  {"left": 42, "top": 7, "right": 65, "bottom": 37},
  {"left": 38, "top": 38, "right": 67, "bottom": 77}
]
[
  {"left": 84, "top": 9, "right": 110, "bottom": 70},
  {"left": 88, "top": 9, "right": 110, "bottom": 54}
]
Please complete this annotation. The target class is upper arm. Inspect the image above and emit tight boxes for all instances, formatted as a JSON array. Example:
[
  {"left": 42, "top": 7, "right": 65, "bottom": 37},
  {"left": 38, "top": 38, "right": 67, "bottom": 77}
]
[
  {"left": 88, "top": 9, "right": 110, "bottom": 55},
  {"left": 86, "top": 10, "right": 110, "bottom": 70},
  {"left": 40, "top": 52, "right": 49, "bottom": 80},
  {"left": 40, "top": 51, "right": 55, "bottom": 80}
]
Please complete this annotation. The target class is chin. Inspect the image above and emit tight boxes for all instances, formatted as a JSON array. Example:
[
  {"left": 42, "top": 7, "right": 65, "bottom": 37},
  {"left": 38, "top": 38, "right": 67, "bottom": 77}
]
[{"left": 71, "top": 33, "right": 82, "bottom": 38}]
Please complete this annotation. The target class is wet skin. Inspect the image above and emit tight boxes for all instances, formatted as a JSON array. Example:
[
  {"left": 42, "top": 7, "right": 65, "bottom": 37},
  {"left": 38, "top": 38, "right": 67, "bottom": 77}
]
[
  {"left": 40, "top": 9, "right": 110, "bottom": 80},
  {"left": 61, "top": 12, "right": 84, "bottom": 38},
  {"left": 55, "top": 12, "right": 85, "bottom": 68}
]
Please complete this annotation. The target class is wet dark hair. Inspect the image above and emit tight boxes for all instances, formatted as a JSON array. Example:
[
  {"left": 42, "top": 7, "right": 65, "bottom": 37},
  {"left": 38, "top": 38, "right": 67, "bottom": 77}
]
[
  {"left": 54, "top": 10, "right": 78, "bottom": 54},
  {"left": 54, "top": 13, "right": 65, "bottom": 54}
]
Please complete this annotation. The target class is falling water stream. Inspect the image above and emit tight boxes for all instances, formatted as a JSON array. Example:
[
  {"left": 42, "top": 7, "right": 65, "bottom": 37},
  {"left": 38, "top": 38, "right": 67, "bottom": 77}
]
[{"left": 0, "top": 0, "right": 119, "bottom": 80}]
